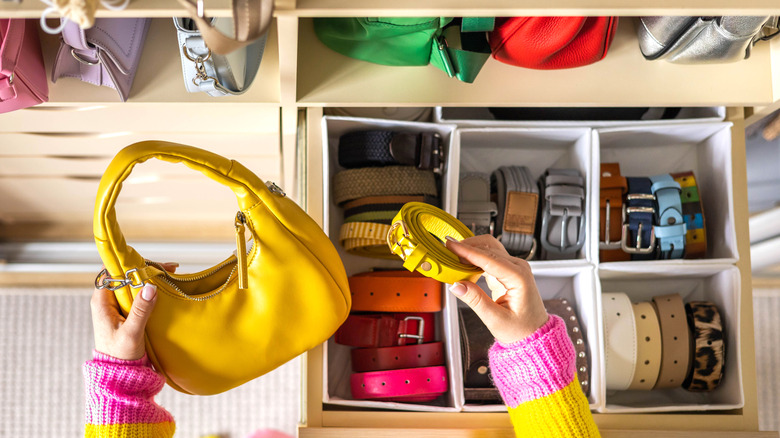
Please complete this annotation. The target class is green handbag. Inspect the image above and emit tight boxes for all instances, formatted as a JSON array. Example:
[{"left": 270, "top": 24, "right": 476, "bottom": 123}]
[{"left": 313, "top": 17, "right": 494, "bottom": 83}]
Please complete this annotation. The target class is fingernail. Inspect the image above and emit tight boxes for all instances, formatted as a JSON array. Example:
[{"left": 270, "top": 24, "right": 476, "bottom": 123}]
[
  {"left": 445, "top": 236, "right": 459, "bottom": 243},
  {"left": 141, "top": 284, "right": 157, "bottom": 301},
  {"left": 449, "top": 282, "right": 467, "bottom": 297},
  {"left": 168, "top": 263, "right": 180, "bottom": 267}
]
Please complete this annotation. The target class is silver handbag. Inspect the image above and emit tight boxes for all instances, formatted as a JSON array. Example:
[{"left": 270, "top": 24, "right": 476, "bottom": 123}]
[{"left": 637, "top": 16, "right": 777, "bottom": 64}]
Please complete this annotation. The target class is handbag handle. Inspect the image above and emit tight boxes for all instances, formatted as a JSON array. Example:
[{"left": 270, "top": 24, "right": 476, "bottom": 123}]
[
  {"left": 94, "top": 141, "right": 270, "bottom": 276},
  {"left": 0, "top": 19, "right": 25, "bottom": 79},
  {"left": 175, "top": 0, "right": 273, "bottom": 55}
]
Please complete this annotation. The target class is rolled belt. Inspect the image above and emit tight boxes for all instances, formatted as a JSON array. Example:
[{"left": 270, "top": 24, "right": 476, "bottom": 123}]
[
  {"left": 683, "top": 301, "right": 725, "bottom": 392},
  {"left": 339, "top": 222, "right": 395, "bottom": 259},
  {"left": 337, "top": 130, "right": 443, "bottom": 172},
  {"left": 348, "top": 270, "right": 442, "bottom": 313},
  {"left": 332, "top": 166, "right": 438, "bottom": 205},
  {"left": 650, "top": 174, "right": 686, "bottom": 259},
  {"left": 671, "top": 171, "right": 707, "bottom": 259},
  {"left": 599, "top": 163, "right": 630, "bottom": 262},
  {"left": 335, "top": 313, "right": 435, "bottom": 348},
  {"left": 458, "top": 172, "right": 497, "bottom": 237},
  {"left": 388, "top": 202, "right": 482, "bottom": 284},
  {"left": 652, "top": 293, "right": 691, "bottom": 389},
  {"left": 491, "top": 166, "right": 538, "bottom": 259},
  {"left": 622, "top": 177, "right": 656, "bottom": 260},
  {"left": 350, "top": 365, "right": 448, "bottom": 402},
  {"left": 628, "top": 301, "right": 662, "bottom": 390},
  {"left": 603, "top": 292, "right": 637, "bottom": 391},
  {"left": 539, "top": 169, "right": 586, "bottom": 260}
]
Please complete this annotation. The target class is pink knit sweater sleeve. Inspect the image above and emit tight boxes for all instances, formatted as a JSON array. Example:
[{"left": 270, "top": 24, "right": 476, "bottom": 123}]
[
  {"left": 83, "top": 351, "right": 175, "bottom": 438},
  {"left": 488, "top": 314, "right": 600, "bottom": 437}
]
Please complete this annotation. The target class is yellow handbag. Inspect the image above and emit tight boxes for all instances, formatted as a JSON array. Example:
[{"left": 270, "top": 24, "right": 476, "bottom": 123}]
[{"left": 93, "top": 141, "right": 350, "bottom": 395}]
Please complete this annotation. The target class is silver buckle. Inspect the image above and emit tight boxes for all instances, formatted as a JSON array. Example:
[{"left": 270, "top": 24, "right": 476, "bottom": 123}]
[
  {"left": 398, "top": 316, "right": 425, "bottom": 345},
  {"left": 620, "top": 203, "right": 656, "bottom": 254},
  {"left": 541, "top": 206, "right": 586, "bottom": 255},
  {"left": 181, "top": 45, "right": 221, "bottom": 87},
  {"left": 599, "top": 199, "right": 620, "bottom": 250}
]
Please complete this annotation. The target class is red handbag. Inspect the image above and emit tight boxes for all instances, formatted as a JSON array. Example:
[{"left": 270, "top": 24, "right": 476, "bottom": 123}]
[{"left": 488, "top": 17, "right": 618, "bottom": 70}]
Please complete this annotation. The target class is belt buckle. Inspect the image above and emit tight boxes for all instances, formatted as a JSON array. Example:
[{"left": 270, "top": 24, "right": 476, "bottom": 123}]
[
  {"left": 389, "top": 132, "right": 444, "bottom": 174},
  {"left": 387, "top": 220, "right": 412, "bottom": 260},
  {"left": 620, "top": 200, "right": 656, "bottom": 254},
  {"left": 398, "top": 316, "right": 425, "bottom": 345},
  {"left": 599, "top": 199, "right": 621, "bottom": 250},
  {"left": 541, "top": 206, "right": 586, "bottom": 256}
]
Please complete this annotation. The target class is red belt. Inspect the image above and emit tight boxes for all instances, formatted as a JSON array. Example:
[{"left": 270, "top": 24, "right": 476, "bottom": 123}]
[
  {"left": 349, "top": 270, "right": 442, "bottom": 313},
  {"left": 351, "top": 341, "right": 444, "bottom": 373},
  {"left": 350, "top": 365, "right": 448, "bottom": 402},
  {"left": 335, "top": 313, "right": 435, "bottom": 348}
]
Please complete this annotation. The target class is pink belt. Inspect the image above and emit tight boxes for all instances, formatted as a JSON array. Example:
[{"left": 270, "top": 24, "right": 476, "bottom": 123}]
[{"left": 350, "top": 365, "right": 448, "bottom": 402}]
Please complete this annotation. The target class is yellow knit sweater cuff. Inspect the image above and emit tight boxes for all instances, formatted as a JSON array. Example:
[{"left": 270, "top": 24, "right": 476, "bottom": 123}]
[{"left": 507, "top": 380, "right": 599, "bottom": 438}]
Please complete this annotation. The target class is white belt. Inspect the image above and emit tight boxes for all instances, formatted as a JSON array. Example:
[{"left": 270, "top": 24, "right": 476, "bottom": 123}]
[{"left": 603, "top": 292, "right": 637, "bottom": 391}]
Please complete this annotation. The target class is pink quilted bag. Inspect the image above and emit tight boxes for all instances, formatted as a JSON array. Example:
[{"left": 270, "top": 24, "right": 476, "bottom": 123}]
[{"left": 0, "top": 19, "right": 48, "bottom": 114}]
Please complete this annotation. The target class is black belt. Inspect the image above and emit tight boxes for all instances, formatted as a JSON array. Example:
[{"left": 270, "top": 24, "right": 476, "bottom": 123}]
[{"left": 337, "top": 130, "right": 444, "bottom": 172}]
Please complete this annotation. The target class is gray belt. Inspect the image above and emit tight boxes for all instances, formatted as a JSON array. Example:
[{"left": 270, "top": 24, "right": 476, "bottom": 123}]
[
  {"left": 458, "top": 173, "right": 497, "bottom": 237},
  {"left": 539, "top": 169, "right": 586, "bottom": 260},
  {"left": 492, "top": 166, "right": 538, "bottom": 259}
]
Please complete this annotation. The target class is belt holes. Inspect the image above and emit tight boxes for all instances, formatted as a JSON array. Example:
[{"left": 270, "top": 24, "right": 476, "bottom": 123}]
[
  {"left": 674, "top": 336, "right": 678, "bottom": 341},
  {"left": 427, "top": 378, "right": 431, "bottom": 382},
  {"left": 667, "top": 298, "right": 671, "bottom": 302},
  {"left": 372, "top": 358, "right": 376, "bottom": 362},
  {"left": 671, "top": 314, "right": 675, "bottom": 318},
  {"left": 641, "top": 314, "right": 646, "bottom": 319},
  {"left": 707, "top": 341, "right": 712, "bottom": 345},
  {"left": 640, "top": 379, "right": 645, "bottom": 383},
  {"left": 611, "top": 297, "right": 616, "bottom": 300},
  {"left": 396, "top": 293, "right": 400, "bottom": 297},
  {"left": 362, "top": 384, "right": 365, "bottom": 387},
  {"left": 370, "top": 292, "right": 374, "bottom": 296},
  {"left": 381, "top": 382, "right": 386, "bottom": 386},
  {"left": 424, "top": 293, "right": 428, "bottom": 297},
  {"left": 645, "top": 336, "right": 651, "bottom": 342},
  {"left": 616, "top": 312, "right": 620, "bottom": 316},
  {"left": 405, "top": 380, "right": 410, "bottom": 384},
  {"left": 674, "top": 360, "right": 678, "bottom": 364},
  {"left": 418, "top": 354, "right": 422, "bottom": 358},
  {"left": 395, "top": 356, "right": 399, "bottom": 360},
  {"left": 644, "top": 360, "right": 650, "bottom": 365}
]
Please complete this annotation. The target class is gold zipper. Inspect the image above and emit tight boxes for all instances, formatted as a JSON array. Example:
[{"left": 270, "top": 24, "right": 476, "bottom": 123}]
[
  {"left": 235, "top": 211, "right": 249, "bottom": 290},
  {"left": 143, "top": 210, "right": 249, "bottom": 302}
]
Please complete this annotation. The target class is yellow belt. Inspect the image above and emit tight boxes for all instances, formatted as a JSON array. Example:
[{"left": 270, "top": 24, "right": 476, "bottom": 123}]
[
  {"left": 387, "top": 202, "right": 483, "bottom": 284},
  {"left": 339, "top": 221, "right": 396, "bottom": 259}
]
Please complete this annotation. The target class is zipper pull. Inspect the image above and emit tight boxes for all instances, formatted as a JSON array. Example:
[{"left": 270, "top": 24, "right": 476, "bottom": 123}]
[{"left": 235, "top": 211, "right": 248, "bottom": 290}]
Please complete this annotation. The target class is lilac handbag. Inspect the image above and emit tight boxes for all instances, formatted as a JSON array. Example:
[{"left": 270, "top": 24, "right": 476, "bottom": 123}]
[
  {"left": 0, "top": 19, "right": 49, "bottom": 114},
  {"left": 52, "top": 18, "right": 150, "bottom": 101}
]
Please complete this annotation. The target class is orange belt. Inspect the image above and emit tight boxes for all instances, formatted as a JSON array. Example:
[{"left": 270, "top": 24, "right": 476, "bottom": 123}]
[
  {"left": 599, "top": 163, "right": 630, "bottom": 262},
  {"left": 349, "top": 270, "right": 442, "bottom": 313}
]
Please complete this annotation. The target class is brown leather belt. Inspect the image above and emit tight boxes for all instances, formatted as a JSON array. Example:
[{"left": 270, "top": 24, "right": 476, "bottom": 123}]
[
  {"left": 599, "top": 163, "right": 630, "bottom": 262},
  {"left": 351, "top": 341, "right": 445, "bottom": 373}
]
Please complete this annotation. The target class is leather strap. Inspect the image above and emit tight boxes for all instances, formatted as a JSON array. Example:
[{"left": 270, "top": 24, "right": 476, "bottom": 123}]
[
  {"left": 459, "top": 306, "right": 496, "bottom": 394},
  {"left": 332, "top": 166, "right": 438, "bottom": 205},
  {"left": 599, "top": 163, "right": 630, "bottom": 262},
  {"left": 683, "top": 301, "right": 725, "bottom": 392},
  {"left": 388, "top": 202, "right": 482, "bottom": 284},
  {"left": 652, "top": 293, "right": 691, "bottom": 389},
  {"left": 351, "top": 341, "right": 444, "bottom": 373},
  {"left": 0, "top": 19, "right": 23, "bottom": 85},
  {"left": 459, "top": 298, "right": 589, "bottom": 401},
  {"left": 337, "top": 130, "right": 443, "bottom": 172},
  {"left": 622, "top": 177, "right": 657, "bottom": 260},
  {"left": 545, "top": 299, "right": 589, "bottom": 396},
  {"left": 338, "top": 222, "right": 395, "bottom": 259},
  {"left": 671, "top": 171, "right": 708, "bottom": 259},
  {"left": 350, "top": 365, "right": 448, "bottom": 402},
  {"left": 174, "top": 17, "right": 267, "bottom": 97},
  {"left": 175, "top": 0, "right": 273, "bottom": 56},
  {"left": 628, "top": 302, "right": 662, "bottom": 390},
  {"left": 539, "top": 169, "right": 586, "bottom": 260},
  {"left": 650, "top": 174, "right": 686, "bottom": 259},
  {"left": 349, "top": 270, "right": 442, "bottom": 313},
  {"left": 335, "top": 313, "right": 435, "bottom": 348},
  {"left": 491, "top": 166, "right": 538, "bottom": 259},
  {"left": 603, "top": 292, "right": 637, "bottom": 391},
  {"left": 458, "top": 173, "right": 497, "bottom": 236}
]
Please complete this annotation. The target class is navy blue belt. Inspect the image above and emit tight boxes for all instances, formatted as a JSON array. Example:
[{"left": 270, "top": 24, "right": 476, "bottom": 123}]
[{"left": 621, "top": 177, "right": 656, "bottom": 260}]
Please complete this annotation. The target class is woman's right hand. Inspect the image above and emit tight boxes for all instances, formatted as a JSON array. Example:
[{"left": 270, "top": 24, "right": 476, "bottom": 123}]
[{"left": 445, "top": 235, "right": 548, "bottom": 344}]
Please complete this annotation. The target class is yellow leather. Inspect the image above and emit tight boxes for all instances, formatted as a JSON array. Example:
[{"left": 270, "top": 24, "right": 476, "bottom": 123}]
[
  {"left": 94, "top": 141, "right": 350, "bottom": 395},
  {"left": 388, "top": 202, "right": 483, "bottom": 284}
]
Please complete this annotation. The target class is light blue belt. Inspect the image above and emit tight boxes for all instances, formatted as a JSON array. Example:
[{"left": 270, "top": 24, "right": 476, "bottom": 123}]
[{"left": 649, "top": 174, "right": 686, "bottom": 259}]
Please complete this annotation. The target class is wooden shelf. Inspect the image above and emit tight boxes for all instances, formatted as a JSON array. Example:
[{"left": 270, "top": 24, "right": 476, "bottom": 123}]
[
  {"left": 37, "top": 18, "right": 280, "bottom": 104},
  {"left": 291, "top": 0, "right": 780, "bottom": 17},
  {"left": 0, "top": 0, "right": 295, "bottom": 18},
  {"left": 297, "top": 17, "right": 777, "bottom": 107}
]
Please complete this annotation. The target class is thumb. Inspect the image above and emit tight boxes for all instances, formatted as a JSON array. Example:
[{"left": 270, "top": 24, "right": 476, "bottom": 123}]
[
  {"left": 449, "top": 281, "right": 503, "bottom": 327},
  {"left": 122, "top": 284, "right": 157, "bottom": 339}
]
